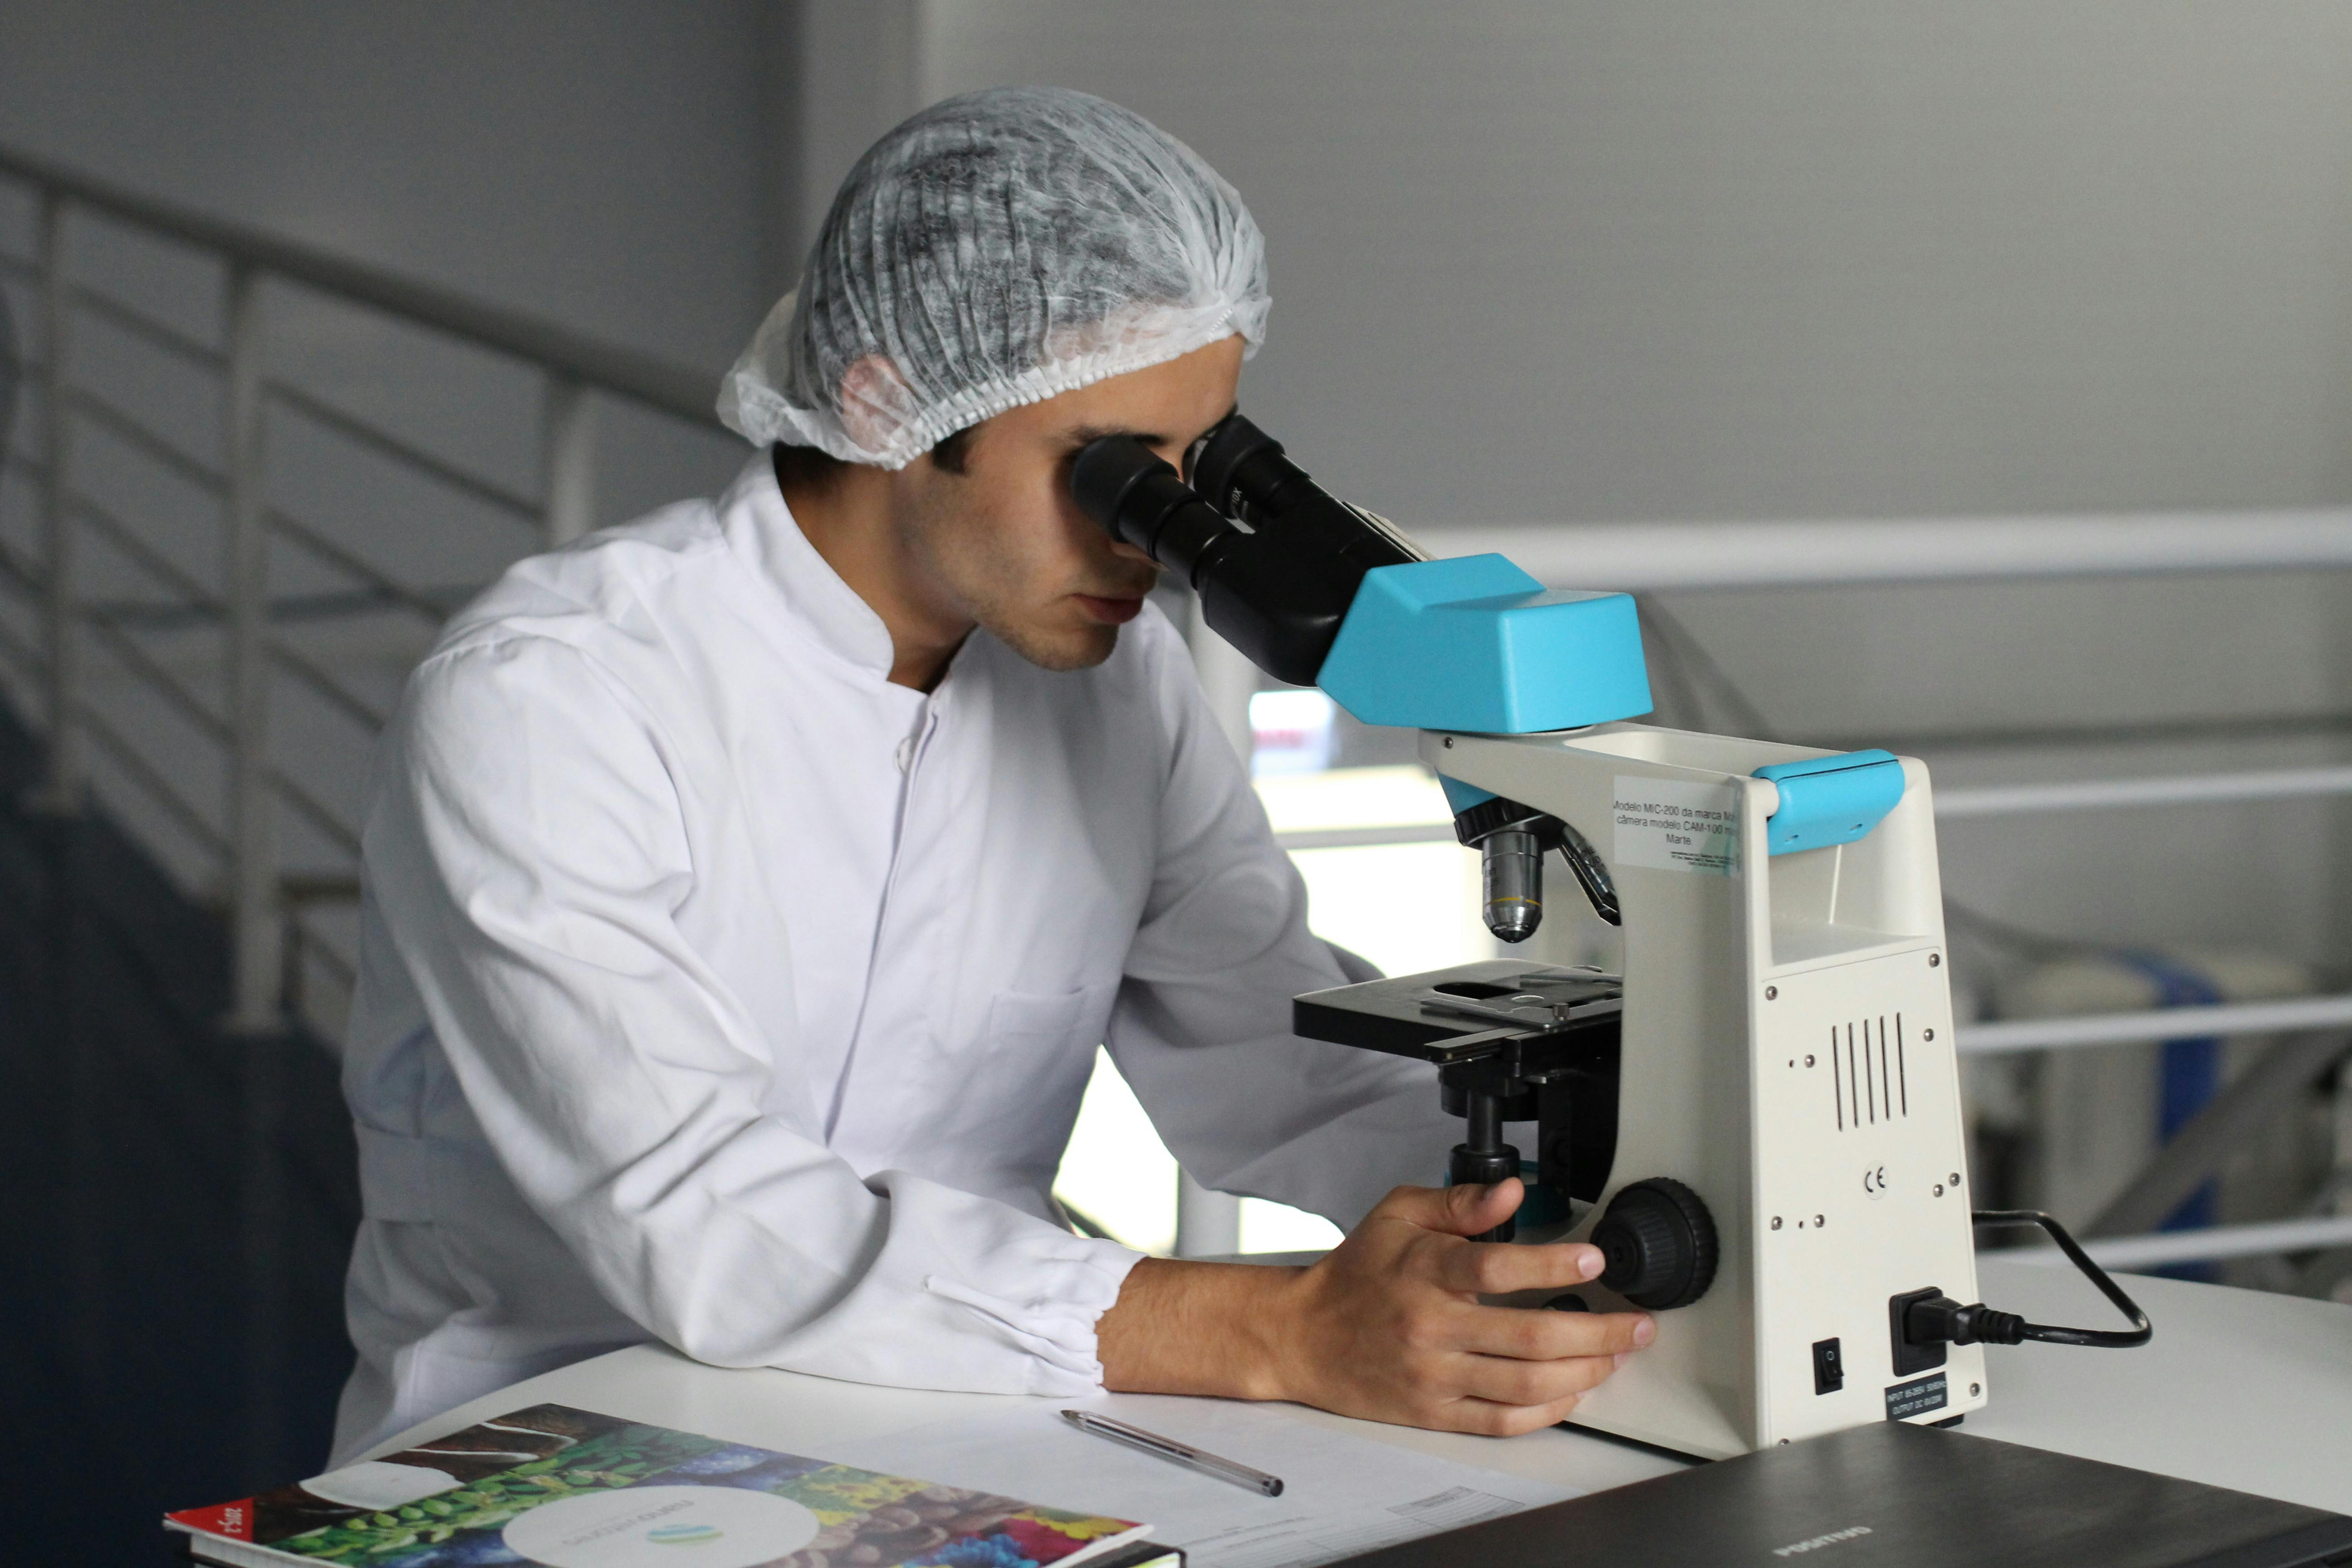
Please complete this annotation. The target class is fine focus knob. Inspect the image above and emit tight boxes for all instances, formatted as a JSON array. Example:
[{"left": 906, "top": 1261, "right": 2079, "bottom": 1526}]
[{"left": 1592, "top": 1177, "right": 1719, "bottom": 1310}]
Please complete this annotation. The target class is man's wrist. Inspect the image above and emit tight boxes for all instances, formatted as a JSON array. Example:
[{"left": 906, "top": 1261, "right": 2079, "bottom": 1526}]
[{"left": 1098, "top": 1256, "right": 1308, "bottom": 1402}]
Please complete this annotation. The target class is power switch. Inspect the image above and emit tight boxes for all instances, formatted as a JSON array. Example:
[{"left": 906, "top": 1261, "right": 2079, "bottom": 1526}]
[{"left": 1812, "top": 1337, "right": 1844, "bottom": 1395}]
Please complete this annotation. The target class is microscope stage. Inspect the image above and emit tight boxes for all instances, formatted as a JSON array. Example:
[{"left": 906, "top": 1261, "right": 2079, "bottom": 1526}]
[{"left": 1294, "top": 960, "right": 1624, "bottom": 1064}]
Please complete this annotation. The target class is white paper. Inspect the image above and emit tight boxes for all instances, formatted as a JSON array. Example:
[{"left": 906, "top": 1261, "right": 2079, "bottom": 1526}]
[{"left": 827, "top": 1395, "right": 1581, "bottom": 1568}]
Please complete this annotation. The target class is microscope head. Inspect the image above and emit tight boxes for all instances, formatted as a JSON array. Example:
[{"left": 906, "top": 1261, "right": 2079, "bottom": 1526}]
[{"left": 1069, "top": 413, "right": 1654, "bottom": 941}]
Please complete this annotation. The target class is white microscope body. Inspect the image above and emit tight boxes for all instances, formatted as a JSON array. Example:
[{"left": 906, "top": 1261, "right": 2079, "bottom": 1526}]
[
  {"left": 1427, "top": 720, "right": 1984, "bottom": 1459},
  {"left": 1065, "top": 412, "right": 2004, "bottom": 1461}
]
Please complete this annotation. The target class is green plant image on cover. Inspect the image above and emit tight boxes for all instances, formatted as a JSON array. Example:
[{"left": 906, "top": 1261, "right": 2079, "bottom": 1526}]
[
  {"left": 271, "top": 1424, "right": 729, "bottom": 1562},
  {"left": 266, "top": 1426, "right": 1129, "bottom": 1568}
]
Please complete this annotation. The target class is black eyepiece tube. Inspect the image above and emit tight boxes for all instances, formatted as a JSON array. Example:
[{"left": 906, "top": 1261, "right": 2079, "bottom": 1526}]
[
  {"left": 1068, "top": 436, "right": 1238, "bottom": 583},
  {"left": 1069, "top": 416, "right": 1424, "bottom": 688},
  {"left": 1186, "top": 413, "right": 1423, "bottom": 573}
]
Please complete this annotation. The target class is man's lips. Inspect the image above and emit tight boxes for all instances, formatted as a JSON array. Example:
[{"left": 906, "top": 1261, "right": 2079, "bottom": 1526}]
[{"left": 1073, "top": 592, "right": 1147, "bottom": 625}]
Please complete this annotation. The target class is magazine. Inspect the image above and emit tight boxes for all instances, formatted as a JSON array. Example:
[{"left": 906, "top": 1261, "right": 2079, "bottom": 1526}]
[{"left": 165, "top": 1402, "right": 1166, "bottom": 1568}]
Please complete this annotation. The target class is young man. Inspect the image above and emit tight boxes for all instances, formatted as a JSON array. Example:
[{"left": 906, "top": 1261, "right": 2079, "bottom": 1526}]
[{"left": 332, "top": 87, "right": 1648, "bottom": 1465}]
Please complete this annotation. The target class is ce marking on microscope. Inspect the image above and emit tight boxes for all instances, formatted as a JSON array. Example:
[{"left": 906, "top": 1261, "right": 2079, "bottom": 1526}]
[{"left": 1861, "top": 1164, "right": 1891, "bottom": 1199}]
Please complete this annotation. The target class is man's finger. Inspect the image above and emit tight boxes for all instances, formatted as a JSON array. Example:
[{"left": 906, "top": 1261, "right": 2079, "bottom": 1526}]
[
  {"left": 1455, "top": 1304, "right": 1655, "bottom": 1362},
  {"left": 1442, "top": 1392, "right": 1589, "bottom": 1438},
  {"left": 1433, "top": 1235, "right": 1606, "bottom": 1296},
  {"left": 1371, "top": 1179, "right": 1524, "bottom": 1239},
  {"left": 1452, "top": 1348, "right": 1626, "bottom": 1409}
]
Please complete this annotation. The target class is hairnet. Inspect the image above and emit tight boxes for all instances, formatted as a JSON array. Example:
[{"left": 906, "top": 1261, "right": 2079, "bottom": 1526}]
[{"left": 718, "top": 86, "right": 1268, "bottom": 470}]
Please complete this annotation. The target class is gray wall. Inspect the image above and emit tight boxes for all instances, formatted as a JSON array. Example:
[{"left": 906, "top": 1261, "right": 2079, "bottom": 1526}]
[
  {"left": 921, "top": 0, "right": 2352, "bottom": 526},
  {"left": 0, "top": 0, "right": 792, "bottom": 368}
]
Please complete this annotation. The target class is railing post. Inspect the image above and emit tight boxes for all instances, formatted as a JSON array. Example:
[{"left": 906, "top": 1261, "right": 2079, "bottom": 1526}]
[
  {"left": 1176, "top": 599, "right": 1253, "bottom": 1259},
  {"left": 30, "top": 188, "right": 82, "bottom": 813},
  {"left": 543, "top": 372, "right": 596, "bottom": 549},
  {"left": 1175, "top": 1170, "right": 1244, "bottom": 1259},
  {"left": 1185, "top": 597, "right": 1257, "bottom": 767},
  {"left": 224, "top": 263, "right": 281, "bottom": 1033}
]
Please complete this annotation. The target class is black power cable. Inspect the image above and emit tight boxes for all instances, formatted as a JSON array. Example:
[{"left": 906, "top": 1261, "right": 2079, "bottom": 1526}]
[{"left": 1904, "top": 1210, "right": 2154, "bottom": 1352}]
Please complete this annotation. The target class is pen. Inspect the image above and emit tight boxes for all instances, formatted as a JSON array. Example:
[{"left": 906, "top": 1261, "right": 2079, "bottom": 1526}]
[{"left": 1059, "top": 1410, "right": 1286, "bottom": 1498}]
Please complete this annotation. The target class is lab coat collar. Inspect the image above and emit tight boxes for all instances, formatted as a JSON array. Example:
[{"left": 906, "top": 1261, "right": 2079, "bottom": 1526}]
[{"left": 719, "top": 452, "right": 899, "bottom": 679}]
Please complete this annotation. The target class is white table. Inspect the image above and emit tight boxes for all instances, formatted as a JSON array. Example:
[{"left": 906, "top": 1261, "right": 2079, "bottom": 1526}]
[{"left": 371, "top": 1259, "right": 2352, "bottom": 1523}]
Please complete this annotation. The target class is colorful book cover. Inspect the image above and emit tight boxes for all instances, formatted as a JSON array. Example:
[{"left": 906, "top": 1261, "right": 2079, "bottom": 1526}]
[{"left": 165, "top": 1403, "right": 1153, "bottom": 1568}]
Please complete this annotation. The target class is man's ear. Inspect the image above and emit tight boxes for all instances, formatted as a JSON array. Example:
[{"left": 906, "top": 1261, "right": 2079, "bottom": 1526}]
[{"left": 836, "top": 354, "right": 916, "bottom": 458}]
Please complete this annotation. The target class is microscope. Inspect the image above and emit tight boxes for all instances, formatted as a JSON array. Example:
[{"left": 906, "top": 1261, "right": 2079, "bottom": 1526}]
[{"left": 1071, "top": 416, "right": 2147, "bottom": 1461}]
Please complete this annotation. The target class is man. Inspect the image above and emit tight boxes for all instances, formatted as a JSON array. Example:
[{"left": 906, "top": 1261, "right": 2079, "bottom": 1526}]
[{"left": 332, "top": 86, "right": 1648, "bottom": 1465}]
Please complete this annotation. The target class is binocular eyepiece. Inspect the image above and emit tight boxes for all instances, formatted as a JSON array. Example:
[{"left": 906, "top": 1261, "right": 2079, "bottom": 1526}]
[{"left": 1068, "top": 413, "right": 1421, "bottom": 687}]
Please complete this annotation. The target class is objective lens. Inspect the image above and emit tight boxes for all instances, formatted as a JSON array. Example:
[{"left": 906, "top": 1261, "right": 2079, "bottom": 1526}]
[{"left": 1481, "top": 828, "right": 1544, "bottom": 943}]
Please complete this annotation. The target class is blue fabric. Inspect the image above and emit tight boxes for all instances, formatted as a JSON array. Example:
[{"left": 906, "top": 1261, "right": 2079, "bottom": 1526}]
[{"left": 2113, "top": 950, "right": 2224, "bottom": 1279}]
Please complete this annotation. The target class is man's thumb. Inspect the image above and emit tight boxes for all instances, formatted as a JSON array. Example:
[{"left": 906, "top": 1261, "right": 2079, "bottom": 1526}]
[{"left": 1377, "top": 1177, "right": 1523, "bottom": 1236}]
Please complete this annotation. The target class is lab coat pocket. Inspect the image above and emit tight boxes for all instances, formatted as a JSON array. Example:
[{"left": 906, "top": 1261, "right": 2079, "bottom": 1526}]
[{"left": 987, "top": 983, "right": 1115, "bottom": 1055}]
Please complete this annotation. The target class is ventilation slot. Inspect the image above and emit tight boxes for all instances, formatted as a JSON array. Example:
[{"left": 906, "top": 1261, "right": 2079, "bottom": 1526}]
[{"left": 1830, "top": 1014, "right": 1909, "bottom": 1131}]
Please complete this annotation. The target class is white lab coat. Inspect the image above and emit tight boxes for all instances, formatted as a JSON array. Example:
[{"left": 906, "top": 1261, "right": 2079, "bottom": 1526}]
[{"left": 330, "top": 455, "right": 1457, "bottom": 1464}]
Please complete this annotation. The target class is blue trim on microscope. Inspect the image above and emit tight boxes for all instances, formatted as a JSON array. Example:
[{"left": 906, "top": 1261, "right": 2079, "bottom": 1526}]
[
  {"left": 1438, "top": 777, "right": 1497, "bottom": 814},
  {"left": 1753, "top": 749, "right": 1907, "bottom": 856},
  {"left": 1316, "top": 555, "right": 1655, "bottom": 734}
]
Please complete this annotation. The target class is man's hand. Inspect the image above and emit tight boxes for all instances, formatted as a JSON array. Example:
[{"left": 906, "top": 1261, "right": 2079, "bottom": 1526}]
[{"left": 1096, "top": 1179, "right": 1654, "bottom": 1436}]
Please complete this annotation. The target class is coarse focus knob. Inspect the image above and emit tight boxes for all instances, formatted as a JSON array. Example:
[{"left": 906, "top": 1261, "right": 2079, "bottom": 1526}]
[{"left": 1592, "top": 1177, "right": 1719, "bottom": 1310}]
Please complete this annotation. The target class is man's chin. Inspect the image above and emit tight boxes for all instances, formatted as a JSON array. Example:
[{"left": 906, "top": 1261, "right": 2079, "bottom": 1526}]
[{"left": 988, "top": 617, "right": 1121, "bottom": 673}]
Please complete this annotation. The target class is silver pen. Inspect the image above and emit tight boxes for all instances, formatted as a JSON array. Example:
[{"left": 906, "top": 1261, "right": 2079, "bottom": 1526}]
[{"left": 1059, "top": 1409, "right": 1286, "bottom": 1497}]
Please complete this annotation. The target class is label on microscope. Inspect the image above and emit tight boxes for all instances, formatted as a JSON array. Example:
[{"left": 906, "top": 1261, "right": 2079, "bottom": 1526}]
[
  {"left": 1885, "top": 1373, "right": 1950, "bottom": 1421},
  {"left": 1612, "top": 776, "right": 1742, "bottom": 877}
]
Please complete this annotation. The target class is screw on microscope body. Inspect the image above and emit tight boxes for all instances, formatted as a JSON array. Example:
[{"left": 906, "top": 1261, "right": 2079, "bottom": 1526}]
[
  {"left": 1443, "top": 736, "right": 1454, "bottom": 748},
  {"left": 1933, "top": 1184, "right": 1945, "bottom": 1197},
  {"left": 1765, "top": 986, "right": 1778, "bottom": 1000},
  {"left": 1771, "top": 1216, "right": 1783, "bottom": 1230},
  {"left": 1923, "top": 1028, "right": 1936, "bottom": 1041},
  {"left": 1929, "top": 953, "right": 1941, "bottom": 967},
  {"left": 1814, "top": 1215, "right": 1825, "bottom": 1227},
  {"left": 1804, "top": 1053, "right": 1816, "bottom": 1067},
  {"left": 1970, "top": 1383, "right": 1981, "bottom": 1397},
  {"left": 1950, "top": 1173, "right": 1962, "bottom": 1186}
]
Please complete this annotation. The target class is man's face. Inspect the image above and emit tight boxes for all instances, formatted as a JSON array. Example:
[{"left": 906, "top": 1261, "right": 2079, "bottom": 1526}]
[{"left": 887, "top": 335, "right": 1246, "bottom": 672}]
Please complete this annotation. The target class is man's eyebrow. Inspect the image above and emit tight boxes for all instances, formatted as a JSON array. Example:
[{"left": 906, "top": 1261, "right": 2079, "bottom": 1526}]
[
  {"left": 1064, "top": 422, "right": 1164, "bottom": 447},
  {"left": 1064, "top": 404, "right": 1238, "bottom": 451}
]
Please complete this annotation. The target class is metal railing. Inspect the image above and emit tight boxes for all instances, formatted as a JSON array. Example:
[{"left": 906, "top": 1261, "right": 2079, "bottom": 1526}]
[
  {"left": 0, "top": 143, "right": 732, "bottom": 1031},
  {"left": 1424, "top": 513, "right": 2352, "bottom": 590}
]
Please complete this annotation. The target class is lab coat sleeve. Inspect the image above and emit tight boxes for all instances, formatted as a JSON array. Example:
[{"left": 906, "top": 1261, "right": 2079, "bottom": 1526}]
[
  {"left": 1104, "top": 633, "right": 1463, "bottom": 1230},
  {"left": 370, "top": 634, "right": 1141, "bottom": 1393}
]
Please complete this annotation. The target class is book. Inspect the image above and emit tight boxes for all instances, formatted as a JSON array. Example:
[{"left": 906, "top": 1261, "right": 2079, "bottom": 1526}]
[{"left": 166, "top": 1402, "right": 1177, "bottom": 1568}]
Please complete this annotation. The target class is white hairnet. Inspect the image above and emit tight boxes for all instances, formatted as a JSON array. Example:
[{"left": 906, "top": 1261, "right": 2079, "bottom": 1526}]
[{"left": 719, "top": 86, "right": 1269, "bottom": 470}]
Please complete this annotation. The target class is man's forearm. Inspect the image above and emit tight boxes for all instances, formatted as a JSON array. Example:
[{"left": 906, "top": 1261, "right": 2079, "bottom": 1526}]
[{"left": 1096, "top": 1256, "right": 1303, "bottom": 1400}]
